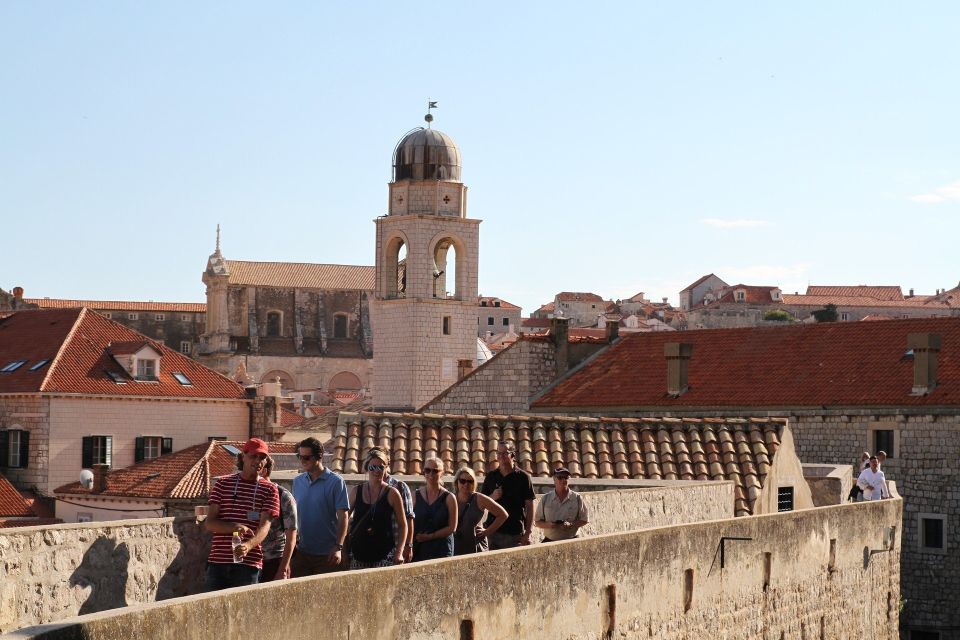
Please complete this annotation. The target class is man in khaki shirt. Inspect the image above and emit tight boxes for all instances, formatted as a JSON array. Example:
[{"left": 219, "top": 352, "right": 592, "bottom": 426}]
[{"left": 534, "top": 467, "right": 589, "bottom": 542}]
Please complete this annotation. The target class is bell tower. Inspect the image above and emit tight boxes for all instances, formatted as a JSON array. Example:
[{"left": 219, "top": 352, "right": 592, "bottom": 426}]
[
  {"left": 372, "top": 116, "right": 480, "bottom": 411},
  {"left": 200, "top": 225, "right": 232, "bottom": 355}
]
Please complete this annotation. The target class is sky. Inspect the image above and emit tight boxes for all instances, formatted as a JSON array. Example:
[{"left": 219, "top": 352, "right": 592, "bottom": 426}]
[{"left": 2, "top": 3, "right": 959, "bottom": 315}]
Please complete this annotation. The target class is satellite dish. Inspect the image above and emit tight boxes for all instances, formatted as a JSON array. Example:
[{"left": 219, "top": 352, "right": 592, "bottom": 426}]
[{"left": 79, "top": 469, "right": 94, "bottom": 490}]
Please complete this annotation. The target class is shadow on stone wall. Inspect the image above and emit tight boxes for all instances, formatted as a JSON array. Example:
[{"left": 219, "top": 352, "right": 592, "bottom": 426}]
[
  {"left": 69, "top": 539, "right": 130, "bottom": 615},
  {"left": 156, "top": 520, "right": 208, "bottom": 600}
]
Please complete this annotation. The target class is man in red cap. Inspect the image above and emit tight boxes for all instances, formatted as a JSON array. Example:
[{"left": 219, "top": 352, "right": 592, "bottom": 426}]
[{"left": 204, "top": 438, "right": 280, "bottom": 590}]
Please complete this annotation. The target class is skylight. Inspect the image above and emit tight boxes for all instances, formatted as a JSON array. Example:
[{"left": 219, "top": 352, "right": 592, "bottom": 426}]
[
  {"left": 172, "top": 372, "right": 193, "bottom": 386},
  {"left": 29, "top": 359, "right": 50, "bottom": 372},
  {"left": 222, "top": 445, "right": 241, "bottom": 456},
  {"left": 105, "top": 370, "right": 128, "bottom": 384},
  {"left": 0, "top": 360, "right": 27, "bottom": 373}
]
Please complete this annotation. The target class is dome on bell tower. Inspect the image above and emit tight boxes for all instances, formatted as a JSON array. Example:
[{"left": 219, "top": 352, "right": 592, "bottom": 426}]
[{"left": 392, "top": 128, "right": 462, "bottom": 182}]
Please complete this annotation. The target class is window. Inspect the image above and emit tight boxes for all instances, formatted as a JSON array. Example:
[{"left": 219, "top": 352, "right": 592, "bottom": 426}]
[
  {"left": 136, "top": 359, "right": 157, "bottom": 381},
  {"left": 442, "top": 316, "right": 451, "bottom": 335},
  {"left": 154, "top": 313, "right": 165, "bottom": 321},
  {"left": 735, "top": 291, "right": 746, "bottom": 302},
  {"left": 128, "top": 313, "right": 139, "bottom": 320},
  {"left": 0, "top": 430, "right": 29, "bottom": 468},
  {"left": 840, "top": 312, "right": 850, "bottom": 321},
  {"left": 918, "top": 514, "right": 946, "bottom": 552},
  {"left": 172, "top": 371, "right": 192, "bottom": 386},
  {"left": 874, "top": 430, "right": 895, "bottom": 458},
  {"left": 266, "top": 312, "right": 281, "bottom": 337},
  {"left": 0, "top": 360, "right": 27, "bottom": 373},
  {"left": 179, "top": 341, "right": 192, "bottom": 355},
  {"left": 135, "top": 436, "right": 172, "bottom": 462},
  {"left": 487, "top": 317, "right": 494, "bottom": 325},
  {"left": 76, "top": 513, "right": 93, "bottom": 523},
  {"left": 82, "top": 435, "right": 113, "bottom": 468},
  {"left": 494, "top": 301, "right": 501, "bottom": 307},
  {"left": 777, "top": 486, "right": 794, "bottom": 512},
  {"left": 106, "top": 370, "right": 127, "bottom": 384},
  {"left": 208, "top": 435, "right": 227, "bottom": 441},
  {"left": 480, "top": 300, "right": 487, "bottom": 307},
  {"left": 333, "top": 314, "right": 348, "bottom": 339},
  {"left": 503, "top": 317, "right": 510, "bottom": 326},
  {"left": 29, "top": 359, "right": 50, "bottom": 371},
  {"left": 102, "top": 312, "right": 112, "bottom": 319}
]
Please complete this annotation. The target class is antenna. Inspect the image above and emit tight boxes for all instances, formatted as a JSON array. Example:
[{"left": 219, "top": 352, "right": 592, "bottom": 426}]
[
  {"left": 425, "top": 100, "right": 438, "bottom": 127},
  {"left": 215, "top": 224, "right": 221, "bottom": 254}
]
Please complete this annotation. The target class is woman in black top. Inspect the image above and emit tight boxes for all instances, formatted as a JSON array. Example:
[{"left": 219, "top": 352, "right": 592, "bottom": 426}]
[
  {"left": 349, "top": 450, "right": 407, "bottom": 569},
  {"left": 412, "top": 456, "right": 458, "bottom": 561}
]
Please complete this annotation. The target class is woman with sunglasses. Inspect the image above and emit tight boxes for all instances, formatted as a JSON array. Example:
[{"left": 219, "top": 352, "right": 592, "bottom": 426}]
[
  {"left": 411, "top": 456, "right": 458, "bottom": 561},
  {"left": 348, "top": 449, "right": 408, "bottom": 569},
  {"left": 452, "top": 466, "right": 508, "bottom": 555}
]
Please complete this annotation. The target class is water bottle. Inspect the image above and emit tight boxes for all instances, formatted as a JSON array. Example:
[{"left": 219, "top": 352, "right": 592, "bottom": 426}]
[{"left": 232, "top": 531, "right": 244, "bottom": 563}]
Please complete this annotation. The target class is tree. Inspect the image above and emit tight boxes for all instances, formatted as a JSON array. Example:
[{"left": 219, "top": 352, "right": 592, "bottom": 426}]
[
  {"left": 763, "top": 310, "right": 794, "bottom": 322},
  {"left": 811, "top": 304, "right": 838, "bottom": 323}
]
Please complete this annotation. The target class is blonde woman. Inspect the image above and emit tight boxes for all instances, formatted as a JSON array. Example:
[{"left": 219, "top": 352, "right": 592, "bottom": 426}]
[
  {"left": 412, "top": 456, "right": 458, "bottom": 561},
  {"left": 348, "top": 449, "right": 407, "bottom": 569},
  {"left": 452, "top": 466, "right": 508, "bottom": 555}
]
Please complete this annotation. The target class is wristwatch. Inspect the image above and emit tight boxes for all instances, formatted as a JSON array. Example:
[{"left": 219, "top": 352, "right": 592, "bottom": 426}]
[
  {"left": 405, "top": 543, "right": 414, "bottom": 549},
  {"left": 333, "top": 543, "right": 344, "bottom": 551}
]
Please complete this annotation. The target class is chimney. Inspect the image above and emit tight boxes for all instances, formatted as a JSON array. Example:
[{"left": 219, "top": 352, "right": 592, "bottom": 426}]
[
  {"left": 457, "top": 358, "right": 475, "bottom": 380},
  {"left": 908, "top": 288, "right": 914, "bottom": 298},
  {"left": 91, "top": 463, "right": 109, "bottom": 494},
  {"left": 908, "top": 333, "right": 941, "bottom": 395},
  {"left": 551, "top": 317, "right": 570, "bottom": 378},
  {"left": 12, "top": 286, "right": 23, "bottom": 300},
  {"left": 664, "top": 343, "right": 693, "bottom": 396},
  {"left": 605, "top": 321, "right": 619, "bottom": 343},
  {"left": 662, "top": 297, "right": 668, "bottom": 304}
]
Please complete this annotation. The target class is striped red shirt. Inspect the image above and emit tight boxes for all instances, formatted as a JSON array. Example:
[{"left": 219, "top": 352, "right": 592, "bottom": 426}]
[{"left": 208, "top": 473, "right": 280, "bottom": 569}]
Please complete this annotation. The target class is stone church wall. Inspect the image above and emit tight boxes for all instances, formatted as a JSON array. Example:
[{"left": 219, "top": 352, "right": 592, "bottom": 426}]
[{"left": 6, "top": 498, "right": 902, "bottom": 639}]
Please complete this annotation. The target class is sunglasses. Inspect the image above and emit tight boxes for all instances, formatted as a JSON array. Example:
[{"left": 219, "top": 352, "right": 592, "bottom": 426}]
[
  {"left": 297, "top": 454, "right": 315, "bottom": 462},
  {"left": 367, "top": 464, "right": 385, "bottom": 472},
  {"left": 423, "top": 468, "right": 441, "bottom": 475},
  {"left": 457, "top": 478, "right": 474, "bottom": 484}
]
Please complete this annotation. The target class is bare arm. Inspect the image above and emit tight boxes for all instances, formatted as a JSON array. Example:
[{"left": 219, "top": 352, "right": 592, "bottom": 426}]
[
  {"left": 476, "top": 493, "right": 508, "bottom": 538},
  {"left": 520, "top": 499, "right": 534, "bottom": 543},
  {"left": 388, "top": 488, "right": 408, "bottom": 564},
  {"left": 204, "top": 503, "right": 252, "bottom": 536},
  {"left": 275, "top": 528, "right": 297, "bottom": 579}
]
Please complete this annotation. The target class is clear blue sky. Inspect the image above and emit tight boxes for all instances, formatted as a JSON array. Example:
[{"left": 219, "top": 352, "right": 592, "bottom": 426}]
[{"left": 2, "top": 3, "right": 958, "bottom": 314}]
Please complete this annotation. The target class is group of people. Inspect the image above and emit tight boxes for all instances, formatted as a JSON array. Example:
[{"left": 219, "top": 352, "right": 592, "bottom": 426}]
[
  {"left": 204, "top": 438, "right": 589, "bottom": 590},
  {"left": 851, "top": 450, "right": 890, "bottom": 501}
]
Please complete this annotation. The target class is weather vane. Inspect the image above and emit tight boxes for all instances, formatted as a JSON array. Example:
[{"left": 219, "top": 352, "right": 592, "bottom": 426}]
[{"left": 425, "top": 100, "right": 438, "bottom": 127}]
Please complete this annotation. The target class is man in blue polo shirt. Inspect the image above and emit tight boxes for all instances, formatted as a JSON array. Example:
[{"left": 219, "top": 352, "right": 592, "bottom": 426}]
[{"left": 291, "top": 437, "right": 350, "bottom": 576}]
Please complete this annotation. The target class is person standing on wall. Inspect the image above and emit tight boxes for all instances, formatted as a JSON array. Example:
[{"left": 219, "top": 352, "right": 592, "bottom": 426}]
[
  {"left": 291, "top": 437, "right": 350, "bottom": 576},
  {"left": 204, "top": 438, "right": 280, "bottom": 591},
  {"left": 857, "top": 456, "right": 890, "bottom": 500},
  {"left": 481, "top": 442, "right": 535, "bottom": 549},
  {"left": 534, "top": 467, "right": 588, "bottom": 542},
  {"left": 258, "top": 455, "right": 298, "bottom": 582},
  {"left": 367, "top": 446, "right": 417, "bottom": 563}
]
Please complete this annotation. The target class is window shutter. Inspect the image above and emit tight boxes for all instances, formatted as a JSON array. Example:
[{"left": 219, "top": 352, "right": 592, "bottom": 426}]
[
  {"left": 18, "top": 431, "right": 29, "bottom": 469},
  {"left": 134, "top": 437, "right": 145, "bottom": 463},
  {"left": 105, "top": 436, "right": 113, "bottom": 468},
  {"left": 0, "top": 431, "right": 8, "bottom": 468},
  {"left": 82, "top": 437, "right": 93, "bottom": 468},
  {"left": 161, "top": 438, "right": 173, "bottom": 455}
]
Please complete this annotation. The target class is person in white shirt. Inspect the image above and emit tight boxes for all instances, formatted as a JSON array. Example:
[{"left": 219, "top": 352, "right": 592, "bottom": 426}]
[{"left": 857, "top": 456, "right": 890, "bottom": 500}]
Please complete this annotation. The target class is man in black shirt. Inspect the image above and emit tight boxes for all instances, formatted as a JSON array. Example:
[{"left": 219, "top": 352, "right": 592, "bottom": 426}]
[{"left": 481, "top": 442, "right": 535, "bottom": 549}]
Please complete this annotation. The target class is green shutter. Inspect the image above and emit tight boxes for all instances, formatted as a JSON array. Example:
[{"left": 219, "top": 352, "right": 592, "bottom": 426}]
[{"left": 134, "top": 437, "right": 145, "bottom": 463}]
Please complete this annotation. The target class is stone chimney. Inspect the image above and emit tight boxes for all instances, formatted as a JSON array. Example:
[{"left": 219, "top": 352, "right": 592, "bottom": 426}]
[
  {"left": 551, "top": 317, "right": 570, "bottom": 378},
  {"left": 908, "top": 333, "right": 941, "bottom": 395},
  {"left": 664, "top": 343, "right": 693, "bottom": 396},
  {"left": 91, "top": 463, "right": 109, "bottom": 494},
  {"left": 605, "top": 321, "right": 619, "bottom": 343},
  {"left": 457, "top": 358, "right": 475, "bottom": 380},
  {"left": 908, "top": 288, "right": 914, "bottom": 298}
]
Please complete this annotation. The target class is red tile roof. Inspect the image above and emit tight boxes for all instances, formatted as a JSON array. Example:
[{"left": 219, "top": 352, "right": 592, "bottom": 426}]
[
  {"left": 805, "top": 285, "right": 904, "bottom": 301},
  {"left": 280, "top": 407, "right": 306, "bottom": 427},
  {"left": 536, "top": 302, "right": 555, "bottom": 314},
  {"left": 780, "top": 294, "right": 952, "bottom": 309},
  {"left": 333, "top": 412, "right": 786, "bottom": 516},
  {"left": 0, "top": 473, "right": 35, "bottom": 517},
  {"left": 225, "top": 261, "right": 374, "bottom": 290},
  {"left": 0, "top": 309, "right": 246, "bottom": 399},
  {"left": 478, "top": 296, "right": 521, "bottom": 310},
  {"left": 54, "top": 441, "right": 298, "bottom": 499},
  {"left": 556, "top": 292, "right": 604, "bottom": 303},
  {"left": 712, "top": 285, "right": 781, "bottom": 304},
  {"left": 534, "top": 317, "right": 960, "bottom": 409},
  {"left": 522, "top": 318, "right": 552, "bottom": 328},
  {"left": 680, "top": 274, "right": 722, "bottom": 293},
  {"left": 25, "top": 298, "right": 206, "bottom": 312}
]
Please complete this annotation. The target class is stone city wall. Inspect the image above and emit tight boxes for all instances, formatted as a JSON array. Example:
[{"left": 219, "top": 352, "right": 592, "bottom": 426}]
[
  {"left": 5, "top": 498, "right": 902, "bottom": 640},
  {"left": 0, "top": 482, "right": 731, "bottom": 634}
]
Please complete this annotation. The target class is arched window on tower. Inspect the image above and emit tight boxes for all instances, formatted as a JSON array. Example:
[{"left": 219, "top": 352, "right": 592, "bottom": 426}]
[
  {"left": 384, "top": 237, "right": 407, "bottom": 299},
  {"left": 266, "top": 311, "right": 281, "bottom": 337},
  {"left": 433, "top": 238, "right": 459, "bottom": 299}
]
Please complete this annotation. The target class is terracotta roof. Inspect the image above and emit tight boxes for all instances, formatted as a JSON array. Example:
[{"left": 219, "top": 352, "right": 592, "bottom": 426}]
[
  {"left": 805, "top": 286, "right": 904, "bottom": 301},
  {"left": 333, "top": 412, "right": 787, "bottom": 516},
  {"left": 780, "top": 294, "right": 953, "bottom": 309},
  {"left": 0, "top": 473, "right": 34, "bottom": 517},
  {"left": 534, "top": 317, "right": 960, "bottom": 410},
  {"left": 280, "top": 407, "right": 306, "bottom": 427},
  {"left": 522, "top": 318, "right": 552, "bottom": 328},
  {"left": 478, "top": 296, "right": 521, "bottom": 310},
  {"left": 861, "top": 315, "right": 895, "bottom": 322},
  {"left": 681, "top": 274, "right": 722, "bottom": 293},
  {"left": 54, "top": 441, "right": 298, "bottom": 499},
  {"left": 536, "top": 302, "right": 555, "bottom": 314},
  {"left": 556, "top": 292, "right": 604, "bottom": 303},
  {"left": 25, "top": 298, "right": 206, "bottom": 312},
  {"left": 0, "top": 308, "right": 246, "bottom": 399},
  {"left": 712, "top": 285, "right": 781, "bottom": 305},
  {"left": 225, "top": 261, "right": 374, "bottom": 290}
]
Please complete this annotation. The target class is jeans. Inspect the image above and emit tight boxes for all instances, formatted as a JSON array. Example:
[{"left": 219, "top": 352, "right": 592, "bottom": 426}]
[{"left": 205, "top": 562, "right": 261, "bottom": 591}]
